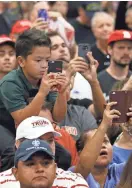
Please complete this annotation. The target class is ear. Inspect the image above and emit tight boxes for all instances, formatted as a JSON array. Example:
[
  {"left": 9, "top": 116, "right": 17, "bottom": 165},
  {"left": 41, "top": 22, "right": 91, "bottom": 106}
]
[
  {"left": 107, "top": 45, "right": 113, "bottom": 56},
  {"left": 17, "top": 56, "right": 25, "bottom": 68},
  {"left": 12, "top": 167, "right": 19, "bottom": 181}
]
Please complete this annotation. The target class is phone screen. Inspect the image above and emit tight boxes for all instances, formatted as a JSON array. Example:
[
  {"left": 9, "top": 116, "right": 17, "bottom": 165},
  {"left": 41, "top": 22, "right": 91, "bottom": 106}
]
[
  {"left": 110, "top": 90, "right": 132, "bottom": 123},
  {"left": 78, "top": 44, "right": 91, "bottom": 64},
  {"left": 48, "top": 61, "right": 63, "bottom": 74}
]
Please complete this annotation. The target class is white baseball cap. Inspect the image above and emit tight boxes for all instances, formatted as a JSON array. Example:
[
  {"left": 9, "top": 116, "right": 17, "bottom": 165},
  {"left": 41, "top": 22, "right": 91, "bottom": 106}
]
[{"left": 16, "top": 116, "right": 61, "bottom": 141}]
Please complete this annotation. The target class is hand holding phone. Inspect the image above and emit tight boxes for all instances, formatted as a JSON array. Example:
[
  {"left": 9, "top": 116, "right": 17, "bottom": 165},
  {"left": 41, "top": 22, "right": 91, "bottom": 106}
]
[
  {"left": 48, "top": 60, "right": 63, "bottom": 74},
  {"left": 38, "top": 9, "right": 48, "bottom": 21},
  {"left": 78, "top": 44, "right": 91, "bottom": 64},
  {"left": 110, "top": 90, "right": 132, "bottom": 123}
]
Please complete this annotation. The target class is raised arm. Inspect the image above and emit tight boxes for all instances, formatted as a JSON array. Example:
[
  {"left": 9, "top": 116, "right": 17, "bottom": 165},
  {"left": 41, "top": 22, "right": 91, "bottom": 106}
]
[{"left": 74, "top": 102, "right": 121, "bottom": 178}]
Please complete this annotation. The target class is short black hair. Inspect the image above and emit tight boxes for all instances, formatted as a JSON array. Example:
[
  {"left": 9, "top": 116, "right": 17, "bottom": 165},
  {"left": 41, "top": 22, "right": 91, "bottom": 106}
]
[{"left": 15, "top": 28, "right": 51, "bottom": 58}]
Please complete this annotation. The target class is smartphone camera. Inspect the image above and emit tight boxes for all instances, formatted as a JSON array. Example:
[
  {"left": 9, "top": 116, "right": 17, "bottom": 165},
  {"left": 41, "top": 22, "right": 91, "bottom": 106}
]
[{"left": 83, "top": 45, "right": 89, "bottom": 51}]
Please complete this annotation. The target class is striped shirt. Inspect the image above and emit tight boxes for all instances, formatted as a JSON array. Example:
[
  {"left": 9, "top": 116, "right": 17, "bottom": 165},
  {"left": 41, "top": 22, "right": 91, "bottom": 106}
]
[{"left": 0, "top": 168, "right": 89, "bottom": 188}]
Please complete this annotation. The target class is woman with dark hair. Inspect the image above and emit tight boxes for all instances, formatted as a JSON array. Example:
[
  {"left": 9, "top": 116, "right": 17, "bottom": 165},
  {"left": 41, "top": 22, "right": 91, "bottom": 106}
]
[{"left": 117, "top": 153, "right": 132, "bottom": 188}]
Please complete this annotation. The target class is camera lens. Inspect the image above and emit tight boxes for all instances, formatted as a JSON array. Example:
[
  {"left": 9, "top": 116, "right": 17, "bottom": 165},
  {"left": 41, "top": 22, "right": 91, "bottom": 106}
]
[{"left": 83, "top": 46, "right": 88, "bottom": 50}]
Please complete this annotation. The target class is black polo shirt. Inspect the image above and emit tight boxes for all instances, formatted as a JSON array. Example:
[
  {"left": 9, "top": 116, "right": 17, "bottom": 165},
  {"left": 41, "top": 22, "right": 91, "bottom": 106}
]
[
  {"left": 91, "top": 44, "right": 110, "bottom": 73},
  {"left": 0, "top": 68, "right": 57, "bottom": 135}
]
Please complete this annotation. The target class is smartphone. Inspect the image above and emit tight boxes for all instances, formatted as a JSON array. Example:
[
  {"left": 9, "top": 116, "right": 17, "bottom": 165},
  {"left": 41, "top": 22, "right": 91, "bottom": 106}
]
[
  {"left": 78, "top": 44, "right": 91, "bottom": 64},
  {"left": 48, "top": 60, "right": 63, "bottom": 74},
  {"left": 109, "top": 90, "right": 132, "bottom": 123},
  {"left": 38, "top": 9, "right": 48, "bottom": 21}
]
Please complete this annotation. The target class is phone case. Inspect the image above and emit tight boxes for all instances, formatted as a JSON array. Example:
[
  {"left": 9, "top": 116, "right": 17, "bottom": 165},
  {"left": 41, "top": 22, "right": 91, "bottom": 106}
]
[
  {"left": 110, "top": 90, "right": 132, "bottom": 123},
  {"left": 48, "top": 61, "right": 63, "bottom": 74},
  {"left": 78, "top": 44, "right": 91, "bottom": 64}
]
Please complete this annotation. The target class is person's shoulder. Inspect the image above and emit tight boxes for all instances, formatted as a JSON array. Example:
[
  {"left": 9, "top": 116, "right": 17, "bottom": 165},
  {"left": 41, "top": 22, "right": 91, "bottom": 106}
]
[
  {"left": 55, "top": 168, "right": 88, "bottom": 187},
  {"left": 98, "top": 69, "right": 107, "bottom": 77},
  {"left": 109, "top": 162, "right": 125, "bottom": 174},
  {"left": 0, "top": 69, "right": 18, "bottom": 86}
]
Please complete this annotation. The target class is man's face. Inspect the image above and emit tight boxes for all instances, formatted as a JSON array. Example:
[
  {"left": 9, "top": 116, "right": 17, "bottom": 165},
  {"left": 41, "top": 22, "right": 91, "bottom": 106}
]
[
  {"left": 108, "top": 40, "right": 132, "bottom": 67},
  {"left": 20, "top": 46, "right": 51, "bottom": 80},
  {"left": 92, "top": 17, "right": 114, "bottom": 40},
  {"left": 50, "top": 35, "right": 70, "bottom": 63},
  {"left": 0, "top": 44, "right": 16, "bottom": 75},
  {"left": 87, "top": 130, "right": 113, "bottom": 168},
  {"left": 13, "top": 153, "right": 56, "bottom": 188}
]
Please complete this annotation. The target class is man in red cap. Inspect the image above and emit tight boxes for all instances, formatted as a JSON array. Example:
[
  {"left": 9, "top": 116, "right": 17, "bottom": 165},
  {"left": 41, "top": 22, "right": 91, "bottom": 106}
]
[
  {"left": 0, "top": 35, "right": 16, "bottom": 80},
  {"left": 10, "top": 20, "right": 31, "bottom": 42},
  {"left": 98, "top": 30, "right": 132, "bottom": 100}
]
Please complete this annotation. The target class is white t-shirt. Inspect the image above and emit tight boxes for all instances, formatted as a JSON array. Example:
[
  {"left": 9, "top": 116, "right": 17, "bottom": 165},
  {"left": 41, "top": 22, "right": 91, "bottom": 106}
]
[
  {"left": 0, "top": 168, "right": 89, "bottom": 188},
  {"left": 70, "top": 73, "right": 93, "bottom": 100}
]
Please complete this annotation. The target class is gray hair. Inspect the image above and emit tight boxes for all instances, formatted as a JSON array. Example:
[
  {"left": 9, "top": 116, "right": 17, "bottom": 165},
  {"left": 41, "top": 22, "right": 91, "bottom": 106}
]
[{"left": 91, "top": 11, "right": 115, "bottom": 28}]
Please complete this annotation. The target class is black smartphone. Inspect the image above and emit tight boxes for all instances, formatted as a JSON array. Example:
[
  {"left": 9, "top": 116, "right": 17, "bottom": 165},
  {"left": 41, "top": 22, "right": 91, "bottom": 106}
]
[
  {"left": 109, "top": 90, "right": 132, "bottom": 123},
  {"left": 48, "top": 60, "right": 63, "bottom": 74},
  {"left": 78, "top": 44, "right": 91, "bottom": 64}
]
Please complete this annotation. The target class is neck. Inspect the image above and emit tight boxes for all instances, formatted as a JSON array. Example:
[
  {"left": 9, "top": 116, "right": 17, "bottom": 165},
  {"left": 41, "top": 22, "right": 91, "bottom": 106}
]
[
  {"left": 116, "top": 131, "right": 132, "bottom": 149},
  {"left": 92, "top": 167, "right": 108, "bottom": 186},
  {"left": 96, "top": 40, "right": 108, "bottom": 55},
  {"left": 22, "top": 69, "right": 39, "bottom": 86},
  {"left": 0, "top": 72, "right": 7, "bottom": 80},
  {"left": 107, "top": 61, "right": 129, "bottom": 80}
]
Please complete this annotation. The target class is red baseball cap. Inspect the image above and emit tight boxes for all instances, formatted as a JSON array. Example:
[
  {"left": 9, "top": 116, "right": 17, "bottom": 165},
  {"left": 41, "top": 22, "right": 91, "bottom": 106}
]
[
  {"left": 108, "top": 30, "right": 132, "bottom": 45},
  {"left": 0, "top": 35, "right": 15, "bottom": 47},
  {"left": 11, "top": 20, "right": 31, "bottom": 34}
]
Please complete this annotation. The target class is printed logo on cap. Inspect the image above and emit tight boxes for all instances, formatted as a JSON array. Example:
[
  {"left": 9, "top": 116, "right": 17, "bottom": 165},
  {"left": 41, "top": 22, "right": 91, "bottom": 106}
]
[
  {"left": 123, "top": 31, "right": 131, "bottom": 39},
  {"left": 32, "top": 140, "right": 40, "bottom": 147}
]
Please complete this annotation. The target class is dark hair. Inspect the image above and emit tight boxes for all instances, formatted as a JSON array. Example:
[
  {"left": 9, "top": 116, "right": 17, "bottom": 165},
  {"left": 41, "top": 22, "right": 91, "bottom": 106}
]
[
  {"left": 117, "top": 154, "right": 132, "bottom": 188},
  {"left": 76, "top": 129, "right": 97, "bottom": 152},
  {"left": 47, "top": 31, "right": 63, "bottom": 40},
  {"left": 15, "top": 28, "right": 51, "bottom": 58}
]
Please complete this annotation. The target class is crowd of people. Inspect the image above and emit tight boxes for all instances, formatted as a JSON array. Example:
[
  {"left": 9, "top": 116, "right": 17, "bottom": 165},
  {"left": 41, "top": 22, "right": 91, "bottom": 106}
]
[{"left": 0, "top": 1, "right": 132, "bottom": 188}]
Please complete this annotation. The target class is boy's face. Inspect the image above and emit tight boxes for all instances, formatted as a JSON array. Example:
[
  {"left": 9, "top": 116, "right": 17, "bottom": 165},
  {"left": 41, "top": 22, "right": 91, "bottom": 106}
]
[{"left": 19, "top": 46, "right": 51, "bottom": 80}]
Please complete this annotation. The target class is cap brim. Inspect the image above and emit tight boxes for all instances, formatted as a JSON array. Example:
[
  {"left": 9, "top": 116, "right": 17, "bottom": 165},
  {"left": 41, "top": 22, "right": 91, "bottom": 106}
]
[
  {"left": 0, "top": 40, "right": 15, "bottom": 47},
  {"left": 19, "top": 149, "right": 55, "bottom": 162},
  {"left": 24, "top": 130, "right": 61, "bottom": 140}
]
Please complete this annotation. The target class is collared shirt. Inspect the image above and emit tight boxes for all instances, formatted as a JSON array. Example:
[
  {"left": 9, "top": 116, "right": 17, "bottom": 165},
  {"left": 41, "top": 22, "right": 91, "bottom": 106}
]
[{"left": 0, "top": 168, "right": 89, "bottom": 188}]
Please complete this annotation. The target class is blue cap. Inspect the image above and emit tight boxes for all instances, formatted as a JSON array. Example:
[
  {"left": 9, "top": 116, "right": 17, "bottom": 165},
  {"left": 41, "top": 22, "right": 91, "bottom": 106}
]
[
  {"left": 81, "top": 2, "right": 101, "bottom": 19},
  {"left": 14, "top": 139, "right": 55, "bottom": 167}
]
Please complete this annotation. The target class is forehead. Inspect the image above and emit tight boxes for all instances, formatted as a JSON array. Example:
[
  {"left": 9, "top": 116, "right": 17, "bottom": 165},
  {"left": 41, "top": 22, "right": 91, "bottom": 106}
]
[
  {"left": 50, "top": 35, "right": 65, "bottom": 45},
  {"left": 114, "top": 40, "right": 132, "bottom": 47},
  {"left": 29, "top": 46, "right": 51, "bottom": 57},
  {"left": 95, "top": 16, "right": 113, "bottom": 26},
  {"left": 0, "top": 44, "right": 15, "bottom": 50}
]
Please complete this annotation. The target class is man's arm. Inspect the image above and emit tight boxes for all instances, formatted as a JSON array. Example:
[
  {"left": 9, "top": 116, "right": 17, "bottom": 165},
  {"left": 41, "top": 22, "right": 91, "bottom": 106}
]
[
  {"left": 52, "top": 72, "right": 70, "bottom": 122},
  {"left": 81, "top": 52, "right": 106, "bottom": 119},
  {"left": 74, "top": 102, "right": 121, "bottom": 178},
  {"left": 88, "top": 80, "right": 106, "bottom": 119},
  {"left": 52, "top": 91, "right": 67, "bottom": 122}
]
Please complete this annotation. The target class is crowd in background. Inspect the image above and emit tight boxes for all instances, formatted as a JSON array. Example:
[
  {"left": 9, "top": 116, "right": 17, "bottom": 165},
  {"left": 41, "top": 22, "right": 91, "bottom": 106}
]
[{"left": 0, "top": 1, "right": 132, "bottom": 188}]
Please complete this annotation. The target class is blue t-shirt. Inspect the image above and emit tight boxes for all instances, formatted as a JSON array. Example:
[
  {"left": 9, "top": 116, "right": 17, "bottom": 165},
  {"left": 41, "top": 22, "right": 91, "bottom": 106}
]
[
  {"left": 112, "top": 145, "right": 132, "bottom": 164},
  {"left": 69, "top": 163, "right": 124, "bottom": 188}
]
